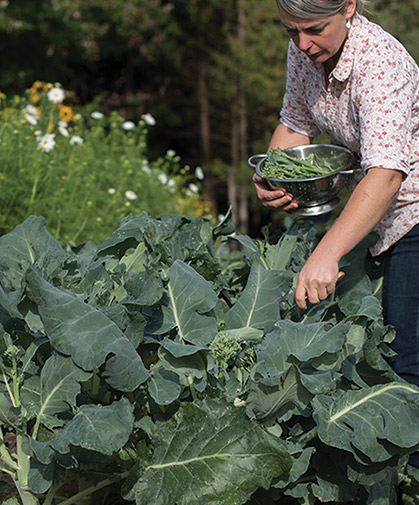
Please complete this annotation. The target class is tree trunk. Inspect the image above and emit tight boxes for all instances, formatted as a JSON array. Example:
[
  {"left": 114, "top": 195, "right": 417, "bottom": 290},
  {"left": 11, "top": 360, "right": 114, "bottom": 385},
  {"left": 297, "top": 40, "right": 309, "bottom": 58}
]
[
  {"left": 228, "top": 108, "right": 239, "bottom": 229},
  {"left": 236, "top": 0, "right": 249, "bottom": 235},
  {"left": 198, "top": 59, "right": 218, "bottom": 217}
]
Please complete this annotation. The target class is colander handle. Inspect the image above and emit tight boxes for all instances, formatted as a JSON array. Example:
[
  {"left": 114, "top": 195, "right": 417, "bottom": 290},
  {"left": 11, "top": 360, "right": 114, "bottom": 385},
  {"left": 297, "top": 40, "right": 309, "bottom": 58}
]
[
  {"left": 247, "top": 154, "right": 267, "bottom": 168},
  {"left": 339, "top": 167, "right": 361, "bottom": 175},
  {"left": 339, "top": 159, "right": 363, "bottom": 175}
]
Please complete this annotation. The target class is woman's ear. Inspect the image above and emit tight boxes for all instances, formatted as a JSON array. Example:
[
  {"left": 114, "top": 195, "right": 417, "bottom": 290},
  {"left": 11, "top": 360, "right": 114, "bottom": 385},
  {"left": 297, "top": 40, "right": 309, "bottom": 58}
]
[{"left": 346, "top": 0, "right": 357, "bottom": 19}]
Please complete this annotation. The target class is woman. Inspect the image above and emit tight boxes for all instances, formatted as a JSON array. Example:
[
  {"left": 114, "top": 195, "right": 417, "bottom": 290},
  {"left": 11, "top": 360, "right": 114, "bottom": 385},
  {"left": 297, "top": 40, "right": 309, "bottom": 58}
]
[{"left": 253, "top": 0, "right": 419, "bottom": 387}]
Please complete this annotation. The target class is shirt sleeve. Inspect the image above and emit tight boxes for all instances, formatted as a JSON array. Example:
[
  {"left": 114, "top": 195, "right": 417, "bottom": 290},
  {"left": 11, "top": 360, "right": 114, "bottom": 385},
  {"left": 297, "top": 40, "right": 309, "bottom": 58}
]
[
  {"left": 280, "top": 42, "right": 321, "bottom": 138},
  {"left": 355, "top": 46, "right": 418, "bottom": 175}
]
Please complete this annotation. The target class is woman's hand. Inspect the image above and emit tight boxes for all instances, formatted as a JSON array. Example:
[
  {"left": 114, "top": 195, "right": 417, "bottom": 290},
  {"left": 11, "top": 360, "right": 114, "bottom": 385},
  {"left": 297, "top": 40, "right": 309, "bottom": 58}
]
[
  {"left": 294, "top": 167, "right": 403, "bottom": 310},
  {"left": 295, "top": 252, "right": 340, "bottom": 310},
  {"left": 252, "top": 173, "right": 299, "bottom": 211}
]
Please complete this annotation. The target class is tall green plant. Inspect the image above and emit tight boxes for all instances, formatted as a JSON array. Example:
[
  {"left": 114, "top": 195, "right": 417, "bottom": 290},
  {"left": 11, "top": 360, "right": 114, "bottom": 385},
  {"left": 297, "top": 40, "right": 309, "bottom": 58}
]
[
  {"left": 0, "top": 82, "right": 208, "bottom": 245},
  {"left": 1, "top": 212, "right": 419, "bottom": 505}
]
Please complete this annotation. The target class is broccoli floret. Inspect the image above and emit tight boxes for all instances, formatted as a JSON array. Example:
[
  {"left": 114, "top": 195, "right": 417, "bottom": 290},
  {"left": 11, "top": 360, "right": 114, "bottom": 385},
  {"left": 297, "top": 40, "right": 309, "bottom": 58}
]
[{"left": 210, "top": 331, "right": 242, "bottom": 368}]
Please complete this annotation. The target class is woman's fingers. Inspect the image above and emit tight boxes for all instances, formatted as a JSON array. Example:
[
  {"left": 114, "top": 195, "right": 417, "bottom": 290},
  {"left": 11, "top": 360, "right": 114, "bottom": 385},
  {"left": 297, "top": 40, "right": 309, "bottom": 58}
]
[
  {"left": 252, "top": 174, "right": 298, "bottom": 210},
  {"left": 296, "top": 271, "right": 345, "bottom": 309}
]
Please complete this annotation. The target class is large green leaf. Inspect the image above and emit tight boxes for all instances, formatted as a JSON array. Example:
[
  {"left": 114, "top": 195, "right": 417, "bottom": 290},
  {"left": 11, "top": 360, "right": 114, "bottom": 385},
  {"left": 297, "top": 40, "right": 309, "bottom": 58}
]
[
  {"left": 335, "top": 235, "right": 382, "bottom": 318},
  {"left": 309, "top": 449, "right": 360, "bottom": 503},
  {"left": 313, "top": 382, "right": 419, "bottom": 463},
  {"left": 25, "top": 268, "right": 149, "bottom": 391},
  {"left": 145, "top": 215, "right": 215, "bottom": 271},
  {"left": 146, "top": 260, "right": 218, "bottom": 345},
  {"left": 95, "top": 213, "right": 150, "bottom": 257},
  {"left": 246, "top": 365, "right": 313, "bottom": 422},
  {"left": 264, "top": 233, "right": 298, "bottom": 271},
  {"left": 132, "top": 398, "right": 292, "bottom": 505},
  {"left": 0, "top": 216, "right": 67, "bottom": 304},
  {"left": 33, "top": 354, "right": 91, "bottom": 432},
  {"left": 0, "top": 392, "right": 21, "bottom": 427},
  {"left": 225, "top": 261, "right": 290, "bottom": 331},
  {"left": 156, "top": 343, "right": 209, "bottom": 397},
  {"left": 50, "top": 398, "right": 134, "bottom": 456},
  {"left": 148, "top": 366, "right": 182, "bottom": 405},
  {"left": 255, "top": 320, "right": 348, "bottom": 379}
]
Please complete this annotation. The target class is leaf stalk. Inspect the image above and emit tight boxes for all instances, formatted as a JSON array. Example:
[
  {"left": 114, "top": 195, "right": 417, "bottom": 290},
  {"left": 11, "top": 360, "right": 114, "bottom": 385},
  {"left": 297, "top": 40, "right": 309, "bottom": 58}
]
[{"left": 56, "top": 472, "right": 128, "bottom": 505}]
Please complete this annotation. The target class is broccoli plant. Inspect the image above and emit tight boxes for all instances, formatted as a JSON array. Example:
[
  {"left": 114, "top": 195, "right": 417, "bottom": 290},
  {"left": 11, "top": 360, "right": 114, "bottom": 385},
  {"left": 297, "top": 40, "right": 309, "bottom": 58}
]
[{"left": 0, "top": 212, "right": 419, "bottom": 505}]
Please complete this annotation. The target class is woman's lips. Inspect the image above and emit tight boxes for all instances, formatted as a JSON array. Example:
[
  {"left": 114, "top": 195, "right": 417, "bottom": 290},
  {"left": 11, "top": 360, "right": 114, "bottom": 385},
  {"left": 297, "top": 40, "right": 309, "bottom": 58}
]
[{"left": 307, "top": 51, "right": 321, "bottom": 59}]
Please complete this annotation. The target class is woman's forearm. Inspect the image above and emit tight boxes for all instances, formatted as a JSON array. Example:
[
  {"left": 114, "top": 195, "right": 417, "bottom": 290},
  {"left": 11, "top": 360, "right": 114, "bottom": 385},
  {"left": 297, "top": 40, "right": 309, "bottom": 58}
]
[
  {"left": 268, "top": 123, "right": 312, "bottom": 149},
  {"left": 295, "top": 167, "right": 403, "bottom": 308},
  {"left": 314, "top": 168, "right": 403, "bottom": 261}
]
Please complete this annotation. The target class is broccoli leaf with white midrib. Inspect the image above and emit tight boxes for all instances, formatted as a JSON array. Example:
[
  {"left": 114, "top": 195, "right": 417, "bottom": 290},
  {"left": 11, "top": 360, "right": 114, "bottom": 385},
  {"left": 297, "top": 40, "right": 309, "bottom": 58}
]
[
  {"left": 313, "top": 382, "right": 419, "bottom": 463},
  {"left": 132, "top": 398, "right": 292, "bottom": 505},
  {"left": 146, "top": 259, "right": 218, "bottom": 346},
  {"left": 224, "top": 261, "right": 288, "bottom": 331},
  {"left": 25, "top": 268, "right": 149, "bottom": 392}
]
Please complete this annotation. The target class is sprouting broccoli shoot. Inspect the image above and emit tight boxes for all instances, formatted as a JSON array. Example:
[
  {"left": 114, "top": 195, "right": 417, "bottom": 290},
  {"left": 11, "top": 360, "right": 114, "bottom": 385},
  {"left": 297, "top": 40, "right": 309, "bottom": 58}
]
[
  {"left": 261, "top": 147, "right": 332, "bottom": 180},
  {"left": 210, "top": 331, "right": 242, "bottom": 369}
]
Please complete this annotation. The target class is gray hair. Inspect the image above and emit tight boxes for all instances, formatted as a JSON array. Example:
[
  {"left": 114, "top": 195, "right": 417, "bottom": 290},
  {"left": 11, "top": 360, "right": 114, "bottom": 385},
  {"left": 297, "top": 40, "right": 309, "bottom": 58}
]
[{"left": 276, "top": 0, "right": 366, "bottom": 18}]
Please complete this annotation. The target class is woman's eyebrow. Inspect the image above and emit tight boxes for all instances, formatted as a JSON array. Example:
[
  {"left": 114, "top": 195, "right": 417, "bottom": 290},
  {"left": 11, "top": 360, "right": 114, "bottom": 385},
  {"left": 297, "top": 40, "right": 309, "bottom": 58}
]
[{"left": 282, "top": 21, "right": 328, "bottom": 31}]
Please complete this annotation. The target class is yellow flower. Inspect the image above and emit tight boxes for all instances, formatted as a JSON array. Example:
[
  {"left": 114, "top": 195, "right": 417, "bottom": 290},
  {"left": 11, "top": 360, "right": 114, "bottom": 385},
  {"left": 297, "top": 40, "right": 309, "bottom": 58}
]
[
  {"left": 32, "top": 80, "right": 49, "bottom": 93},
  {"left": 1, "top": 107, "right": 12, "bottom": 120},
  {"left": 30, "top": 91, "right": 40, "bottom": 103},
  {"left": 58, "top": 105, "right": 74, "bottom": 122},
  {"left": 29, "top": 81, "right": 49, "bottom": 103}
]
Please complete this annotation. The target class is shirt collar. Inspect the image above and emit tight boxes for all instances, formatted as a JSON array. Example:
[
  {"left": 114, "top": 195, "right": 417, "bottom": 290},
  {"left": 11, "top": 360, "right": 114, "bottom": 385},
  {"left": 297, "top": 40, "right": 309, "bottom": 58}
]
[{"left": 330, "top": 12, "right": 364, "bottom": 82}]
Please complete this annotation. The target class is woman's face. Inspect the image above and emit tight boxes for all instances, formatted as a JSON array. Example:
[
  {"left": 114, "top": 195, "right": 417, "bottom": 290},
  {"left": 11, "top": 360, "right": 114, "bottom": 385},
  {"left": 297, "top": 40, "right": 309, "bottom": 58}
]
[{"left": 279, "top": 1, "right": 356, "bottom": 68}]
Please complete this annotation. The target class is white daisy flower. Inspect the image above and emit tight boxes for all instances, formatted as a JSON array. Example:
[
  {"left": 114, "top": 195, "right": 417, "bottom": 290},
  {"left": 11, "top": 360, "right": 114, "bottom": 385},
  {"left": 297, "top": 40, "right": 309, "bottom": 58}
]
[
  {"left": 142, "top": 113, "right": 156, "bottom": 126},
  {"left": 168, "top": 178, "right": 176, "bottom": 187},
  {"left": 47, "top": 87, "right": 65, "bottom": 104},
  {"left": 188, "top": 183, "right": 199, "bottom": 193},
  {"left": 58, "top": 123, "right": 69, "bottom": 137},
  {"left": 38, "top": 133, "right": 56, "bottom": 153},
  {"left": 195, "top": 166, "right": 204, "bottom": 180},
  {"left": 141, "top": 163, "right": 152, "bottom": 174},
  {"left": 125, "top": 190, "right": 138, "bottom": 200},
  {"left": 158, "top": 173, "right": 168, "bottom": 185},
  {"left": 24, "top": 105, "right": 38, "bottom": 116},
  {"left": 24, "top": 104, "right": 39, "bottom": 125},
  {"left": 91, "top": 111, "right": 104, "bottom": 119},
  {"left": 70, "top": 135, "right": 84, "bottom": 145},
  {"left": 122, "top": 121, "right": 135, "bottom": 131},
  {"left": 108, "top": 188, "right": 116, "bottom": 195},
  {"left": 25, "top": 114, "right": 38, "bottom": 126},
  {"left": 166, "top": 149, "right": 176, "bottom": 157}
]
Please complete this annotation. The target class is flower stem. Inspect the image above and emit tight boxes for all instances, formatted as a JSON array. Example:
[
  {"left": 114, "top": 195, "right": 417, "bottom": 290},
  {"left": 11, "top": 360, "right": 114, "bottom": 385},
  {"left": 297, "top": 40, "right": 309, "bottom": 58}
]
[
  {"left": 298, "top": 427, "right": 318, "bottom": 445},
  {"left": 28, "top": 173, "right": 39, "bottom": 213}
]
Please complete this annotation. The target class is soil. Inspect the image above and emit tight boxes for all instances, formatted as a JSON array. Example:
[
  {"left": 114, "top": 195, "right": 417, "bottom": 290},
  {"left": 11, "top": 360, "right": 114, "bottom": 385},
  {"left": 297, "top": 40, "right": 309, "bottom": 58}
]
[{"left": 1, "top": 432, "right": 17, "bottom": 501}]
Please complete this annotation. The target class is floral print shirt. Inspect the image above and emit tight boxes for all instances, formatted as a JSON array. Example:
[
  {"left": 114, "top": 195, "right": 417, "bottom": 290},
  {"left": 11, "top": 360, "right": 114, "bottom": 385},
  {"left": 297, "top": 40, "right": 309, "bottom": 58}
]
[{"left": 280, "top": 13, "right": 419, "bottom": 256}]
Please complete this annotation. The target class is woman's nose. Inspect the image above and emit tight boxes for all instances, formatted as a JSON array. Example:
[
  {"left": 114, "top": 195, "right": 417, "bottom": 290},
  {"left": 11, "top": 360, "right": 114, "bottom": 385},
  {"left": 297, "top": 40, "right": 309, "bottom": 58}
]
[{"left": 296, "top": 33, "right": 313, "bottom": 51}]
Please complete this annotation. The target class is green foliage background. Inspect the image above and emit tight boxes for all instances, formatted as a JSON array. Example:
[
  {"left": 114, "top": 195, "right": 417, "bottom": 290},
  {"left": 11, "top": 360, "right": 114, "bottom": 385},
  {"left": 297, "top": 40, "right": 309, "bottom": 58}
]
[
  {"left": 0, "top": 85, "right": 209, "bottom": 245},
  {"left": 0, "top": 0, "right": 416, "bottom": 155}
]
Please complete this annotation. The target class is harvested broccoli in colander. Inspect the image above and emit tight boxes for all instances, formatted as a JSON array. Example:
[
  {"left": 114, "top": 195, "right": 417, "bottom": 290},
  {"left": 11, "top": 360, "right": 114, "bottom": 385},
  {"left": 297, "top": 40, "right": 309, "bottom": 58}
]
[{"left": 261, "top": 147, "right": 332, "bottom": 180}]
